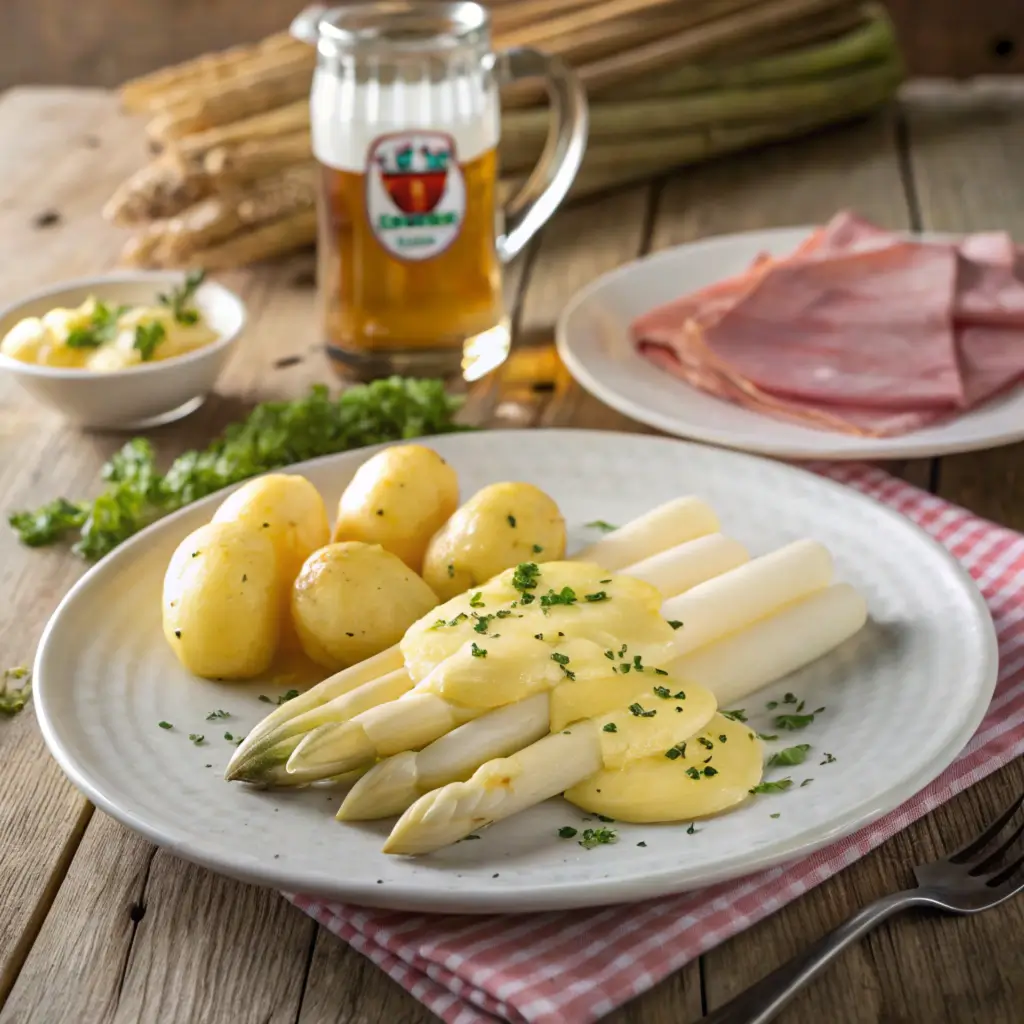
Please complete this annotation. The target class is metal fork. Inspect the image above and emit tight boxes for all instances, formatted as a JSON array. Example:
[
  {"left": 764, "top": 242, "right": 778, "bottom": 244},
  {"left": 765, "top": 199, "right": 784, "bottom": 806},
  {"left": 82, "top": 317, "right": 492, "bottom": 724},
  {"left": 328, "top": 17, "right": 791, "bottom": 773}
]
[{"left": 704, "top": 793, "right": 1024, "bottom": 1024}]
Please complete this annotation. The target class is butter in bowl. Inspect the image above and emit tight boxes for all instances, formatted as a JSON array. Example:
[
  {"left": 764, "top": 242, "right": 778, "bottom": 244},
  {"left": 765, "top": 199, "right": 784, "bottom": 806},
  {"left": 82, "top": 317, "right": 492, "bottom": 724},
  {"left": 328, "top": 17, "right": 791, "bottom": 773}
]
[{"left": 0, "top": 270, "right": 246, "bottom": 429}]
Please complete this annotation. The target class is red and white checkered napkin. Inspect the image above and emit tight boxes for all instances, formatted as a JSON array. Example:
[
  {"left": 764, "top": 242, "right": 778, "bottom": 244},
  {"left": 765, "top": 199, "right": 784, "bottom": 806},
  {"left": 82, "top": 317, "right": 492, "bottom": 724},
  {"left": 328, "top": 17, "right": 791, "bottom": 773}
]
[{"left": 289, "top": 463, "right": 1024, "bottom": 1024}]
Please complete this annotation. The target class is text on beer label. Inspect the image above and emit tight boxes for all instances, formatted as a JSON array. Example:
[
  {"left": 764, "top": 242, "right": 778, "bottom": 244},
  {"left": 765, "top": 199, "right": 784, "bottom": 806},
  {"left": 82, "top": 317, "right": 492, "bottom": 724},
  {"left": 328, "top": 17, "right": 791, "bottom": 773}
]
[{"left": 366, "top": 132, "right": 465, "bottom": 261}]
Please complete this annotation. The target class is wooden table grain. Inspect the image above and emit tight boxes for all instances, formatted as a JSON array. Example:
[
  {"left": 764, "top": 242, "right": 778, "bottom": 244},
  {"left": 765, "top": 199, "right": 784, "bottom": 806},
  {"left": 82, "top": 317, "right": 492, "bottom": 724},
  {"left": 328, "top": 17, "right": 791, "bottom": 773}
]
[{"left": 1, "top": 81, "right": 1023, "bottom": 1024}]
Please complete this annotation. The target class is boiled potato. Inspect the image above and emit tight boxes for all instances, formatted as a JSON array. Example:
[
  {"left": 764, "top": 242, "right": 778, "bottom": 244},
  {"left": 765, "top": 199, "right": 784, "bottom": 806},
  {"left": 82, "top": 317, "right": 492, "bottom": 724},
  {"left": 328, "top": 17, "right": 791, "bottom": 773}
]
[
  {"left": 292, "top": 541, "right": 438, "bottom": 670},
  {"left": 212, "top": 473, "right": 330, "bottom": 650},
  {"left": 212, "top": 473, "right": 330, "bottom": 585},
  {"left": 332, "top": 444, "right": 459, "bottom": 571},
  {"left": 422, "top": 482, "right": 566, "bottom": 601},
  {"left": 163, "top": 521, "right": 281, "bottom": 680}
]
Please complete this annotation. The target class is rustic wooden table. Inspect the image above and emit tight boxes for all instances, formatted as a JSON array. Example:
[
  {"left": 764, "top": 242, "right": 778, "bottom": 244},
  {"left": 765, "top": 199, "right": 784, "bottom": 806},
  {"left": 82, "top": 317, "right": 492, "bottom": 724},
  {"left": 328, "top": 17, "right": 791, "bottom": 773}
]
[{"left": 1, "top": 81, "right": 1023, "bottom": 1024}]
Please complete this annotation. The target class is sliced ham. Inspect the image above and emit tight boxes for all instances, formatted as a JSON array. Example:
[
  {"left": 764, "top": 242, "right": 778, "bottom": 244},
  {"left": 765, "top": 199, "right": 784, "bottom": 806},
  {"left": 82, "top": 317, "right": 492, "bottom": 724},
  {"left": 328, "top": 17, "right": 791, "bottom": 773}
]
[{"left": 633, "top": 211, "right": 1024, "bottom": 437}]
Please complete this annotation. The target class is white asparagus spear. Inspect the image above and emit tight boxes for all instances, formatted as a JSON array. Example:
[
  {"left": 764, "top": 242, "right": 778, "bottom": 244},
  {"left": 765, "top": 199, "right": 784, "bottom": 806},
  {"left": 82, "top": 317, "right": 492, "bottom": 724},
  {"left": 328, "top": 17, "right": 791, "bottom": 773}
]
[
  {"left": 663, "top": 539, "right": 833, "bottom": 656},
  {"left": 338, "top": 693, "right": 551, "bottom": 820},
  {"left": 226, "top": 666, "right": 412, "bottom": 782},
  {"left": 227, "top": 644, "right": 402, "bottom": 776},
  {"left": 631, "top": 533, "right": 748, "bottom": 598},
  {"left": 575, "top": 497, "right": 719, "bottom": 570},
  {"left": 384, "top": 724, "right": 604, "bottom": 855},
  {"left": 286, "top": 692, "right": 484, "bottom": 777},
  {"left": 672, "top": 583, "right": 868, "bottom": 708}
]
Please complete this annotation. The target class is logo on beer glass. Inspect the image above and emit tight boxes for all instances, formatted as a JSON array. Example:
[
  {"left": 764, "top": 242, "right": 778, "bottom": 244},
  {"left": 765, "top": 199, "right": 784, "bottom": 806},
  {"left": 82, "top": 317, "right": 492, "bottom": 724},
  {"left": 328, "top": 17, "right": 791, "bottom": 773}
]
[{"left": 366, "top": 132, "right": 466, "bottom": 261}]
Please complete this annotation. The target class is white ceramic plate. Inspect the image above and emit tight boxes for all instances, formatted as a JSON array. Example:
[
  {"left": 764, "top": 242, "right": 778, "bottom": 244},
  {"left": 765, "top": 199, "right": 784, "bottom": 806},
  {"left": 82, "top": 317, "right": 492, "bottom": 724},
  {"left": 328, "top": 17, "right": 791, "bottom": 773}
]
[
  {"left": 34, "top": 431, "right": 997, "bottom": 913},
  {"left": 557, "top": 227, "right": 1024, "bottom": 460}
]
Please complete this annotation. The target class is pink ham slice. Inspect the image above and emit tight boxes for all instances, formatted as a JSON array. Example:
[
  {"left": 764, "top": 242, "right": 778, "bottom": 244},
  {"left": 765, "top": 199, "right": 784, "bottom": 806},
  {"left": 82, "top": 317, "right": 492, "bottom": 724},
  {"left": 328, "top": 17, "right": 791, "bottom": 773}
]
[{"left": 633, "top": 211, "right": 1024, "bottom": 437}]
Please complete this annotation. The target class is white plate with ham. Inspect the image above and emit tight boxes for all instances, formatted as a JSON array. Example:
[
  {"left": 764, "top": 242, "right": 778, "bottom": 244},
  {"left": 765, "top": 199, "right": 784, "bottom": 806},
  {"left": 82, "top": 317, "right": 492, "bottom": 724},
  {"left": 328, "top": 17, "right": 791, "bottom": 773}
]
[{"left": 557, "top": 213, "right": 1024, "bottom": 459}]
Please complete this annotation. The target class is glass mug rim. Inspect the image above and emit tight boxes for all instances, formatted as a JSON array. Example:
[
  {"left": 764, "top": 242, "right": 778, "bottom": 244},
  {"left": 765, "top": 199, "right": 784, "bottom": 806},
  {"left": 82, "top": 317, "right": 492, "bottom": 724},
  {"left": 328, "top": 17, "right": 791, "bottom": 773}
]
[{"left": 315, "top": 1, "right": 490, "bottom": 54}]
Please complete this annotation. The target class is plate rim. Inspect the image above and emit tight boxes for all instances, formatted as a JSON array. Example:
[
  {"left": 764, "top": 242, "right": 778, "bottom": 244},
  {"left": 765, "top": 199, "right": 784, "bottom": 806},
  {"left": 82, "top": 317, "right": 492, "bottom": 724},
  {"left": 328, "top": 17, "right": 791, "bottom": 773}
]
[
  {"left": 32, "top": 429, "right": 1000, "bottom": 912},
  {"left": 555, "top": 226, "right": 1024, "bottom": 461}
]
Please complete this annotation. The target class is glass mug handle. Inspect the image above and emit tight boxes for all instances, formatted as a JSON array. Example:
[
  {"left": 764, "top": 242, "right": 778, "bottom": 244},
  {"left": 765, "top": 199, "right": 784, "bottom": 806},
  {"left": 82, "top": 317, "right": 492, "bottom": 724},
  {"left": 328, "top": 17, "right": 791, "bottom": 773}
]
[{"left": 495, "top": 48, "right": 588, "bottom": 264}]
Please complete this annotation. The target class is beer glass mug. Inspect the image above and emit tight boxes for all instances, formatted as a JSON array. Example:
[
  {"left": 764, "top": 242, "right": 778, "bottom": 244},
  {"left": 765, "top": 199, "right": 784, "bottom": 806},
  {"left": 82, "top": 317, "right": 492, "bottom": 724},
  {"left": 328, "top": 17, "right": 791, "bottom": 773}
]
[{"left": 291, "top": 2, "right": 587, "bottom": 381}]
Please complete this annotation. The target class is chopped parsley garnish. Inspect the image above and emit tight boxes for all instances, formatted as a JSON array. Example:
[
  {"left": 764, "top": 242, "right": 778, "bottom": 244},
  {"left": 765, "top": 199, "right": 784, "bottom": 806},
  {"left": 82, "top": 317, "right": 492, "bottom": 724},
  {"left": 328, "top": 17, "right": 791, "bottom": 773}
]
[
  {"left": 667, "top": 620, "right": 683, "bottom": 630},
  {"left": 158, "top": 269, "right": 205, "bottom": 324},
  {"left": 550, "top": 652, "right": 570, "bottom": 665},
  {"left": 770, "top": 812, "right": 781, "bottom": 819},
  {"left": 584, "top": 592, "right": 608, "bottom": 603},
  {"left": 619, "top": 644, "right": 628, "bottom": 656},
  {"left": 685, "top": 767, "right": 701, "bottom": 780},
  {"left": 637, "top": 841, "right": 647, "bottom": 847},
  {"left": 796, "top": 700, "right": 806, "bottom": 713},
  {"left": 597, "top": 814, "right": 615, "bottom": 823},
  {"left": 604, "top": 650, "right": 615, "bottom": 660},
  {"left": 507, "top": 514, "right": 516, "bottom": 527},
  {"left": 686, "top": 822, "right": 700, "bottom": 835},
  {"left": 757, "top": 733, "right": 779, "bottom": 742},
  {"left": 602, "top": 722, "right": 618, "bottom": 733},
  {"left": 223, "top": 731, "right": 236, "bottom": 742},
  {"left": 766, "top": 701, "right": 778, "bottom": 710},
  {"left": 532, "top": 544, "right": 543, "bottom": 553},
  {"left": 158, "top": 720, "right": 173, "bottom": 730},
  {"left": 579, "top": 827, "right": 617, "bottom": 849},
  {"left": 665, "top": 742, "right": 686, "bottom": 760},
  {"left": 718, "top": 734, "right": 727, "bottom": 743},
  {"left": 633, "top": 654, "right": 644, "bottom": 671},
  {"left": 133, "top": 319, "right": 166, "bottom": 361},
  {"left": 783, "top": 692, "right": 798, "bottom": 705},
  {"left": 447, "top": 564, "right": 455, "bottom": 578},
  {"left": 534, "top": 633, "right": 544, "bottom": 641},
  {"left": 820, "top": 752, "right": 837, "bottom": 765},
  {"left": 469, "top": 592, "right": 484, "bottom": 608},
  {"left": 767, "top": 744, "right": 811, "bottom": 767},
  {"left": 429, "top": 618, "right": 447, "bottom": 630},
  {"left": 495, "top": 610, "right": 512, "bottom": 619},
  {"left": 472, "top": 614, "right": 493, "bottom": 634},
  {"left": 585, "top": 520, "right": 617, "bottom": 532},
  {"left": 9, "top": 380, "right": 464, "bottom": 559},
  {"left": 774, "top": 713, "right": 817, "bottom": 731},
  {"left": 457, "top": 834, "right": 481, "bottom": 842},
  {"left": 471, "top": 643, "right": 487, "bottom": 658},
  {"left": 540, "top": 586, "right": 577, "bottom": 609},
  {"left": 277, "top": 689, "right": 299, "bottom": 705},
  {"left": 448, "top": 612, "right": 468, "bottom": 627},
  {"left": 653, "top": 668, "right": 668, "bottom": 676},
  {"left": 511, "top": 562, "right": 540, "bottom": 593},
  {"left": 619, "top": 663, "right": 631, "bottom": 674},
  {"left": 697, "top": 736, "right": 713, "bottom": 749},
  {"left": 703, "top": 766, "right": 718, "bottom": 777},
  {"left": 750, "top": 778, "right": 793, "bottom": 794},
  {"left": 173, "top": 630, "right": 181, "bottom": 639},
  {"left": 188, "top": 733, "right": 205, "bottom": 745},
  {"left": 557, "top": 826, "right": 578, "bottom": 839},
  {"left": 801, "top": 778, "right": 814, "bottom": 787},
  {"left": 653, "top": 685, "right": 671, "bottom": 698},
  {"left": 628, "top": 702, "right": 656, "bottom": 718},
  {"left": 720, "top": 709, "right": 747, "bottom": 722},
  {"left": 65, "top": 300, "right": 129, "bottom": 349},
  {"left": 206, "top": 709, "right": 230, "bottom": 721}
]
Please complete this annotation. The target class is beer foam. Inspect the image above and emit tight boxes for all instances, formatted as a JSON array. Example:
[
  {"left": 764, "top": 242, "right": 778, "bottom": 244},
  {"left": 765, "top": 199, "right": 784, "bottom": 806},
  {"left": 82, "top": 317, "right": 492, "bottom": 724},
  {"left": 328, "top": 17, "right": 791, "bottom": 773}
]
[{"left": 312, "top": 70, "right": 501, "bottom": 171}]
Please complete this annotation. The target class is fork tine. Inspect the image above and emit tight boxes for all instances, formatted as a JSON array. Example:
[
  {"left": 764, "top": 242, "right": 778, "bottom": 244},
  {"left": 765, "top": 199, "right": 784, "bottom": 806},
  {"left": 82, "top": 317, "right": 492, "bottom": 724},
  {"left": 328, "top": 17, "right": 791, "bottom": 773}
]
[
  {"left": 988, "top": 850, "right": 1024, "bottom": 890},
  {"left": 971, "top": 817, "right": 1024, "bottom": 876},
  {"left": 947, "top": 792, "right": 1024, "bottom": 863}
]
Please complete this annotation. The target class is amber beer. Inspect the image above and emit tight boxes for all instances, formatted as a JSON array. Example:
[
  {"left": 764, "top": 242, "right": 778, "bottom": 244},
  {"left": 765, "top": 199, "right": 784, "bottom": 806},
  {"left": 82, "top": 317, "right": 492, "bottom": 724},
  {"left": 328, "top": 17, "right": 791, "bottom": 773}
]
[
  {"left": 317, "top": 140, "right": 506, "bottom": 380},
  {"left": 298, "top": 2, "right": 586, "bottom": 381}
]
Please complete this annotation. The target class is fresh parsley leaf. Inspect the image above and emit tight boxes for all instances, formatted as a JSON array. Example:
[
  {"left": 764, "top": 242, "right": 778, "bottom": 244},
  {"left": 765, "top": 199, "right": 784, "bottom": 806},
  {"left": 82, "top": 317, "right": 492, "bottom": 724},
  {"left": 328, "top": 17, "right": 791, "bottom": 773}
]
[
  {"left": 133, "top": 319, "right": 166, "bottom": 361},
  {"left": 767, "top": 744, "right": 811, "bottom": 767},
  {"left": 65, "top": 300, "right": 128, "bottom": 349},
  {"left": 540, "top": 586, "right": 577, "bottom": 608},
  {"left": 774, "top": 713, "right": 817, "bottom": 731},
  {"left": 469, "top": 592, "right": 484, "bottom": 608},
  {"left": 9, "top": 380, "right": 466, "bottom": 559},
  {"left": 0, "top": 666, "right": 32, "bottom": 717},
  {"left": 749, "top": 778, "right": 793, "bottom": 794},
  {"left": 158, "top": 269, "right": 206, "bottom": 324}
]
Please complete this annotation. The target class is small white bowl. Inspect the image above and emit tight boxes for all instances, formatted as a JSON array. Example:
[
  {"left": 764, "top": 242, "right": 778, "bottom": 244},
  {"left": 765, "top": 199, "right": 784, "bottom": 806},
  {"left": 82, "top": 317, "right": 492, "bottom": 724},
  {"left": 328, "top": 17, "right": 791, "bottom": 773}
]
[{"left": 0, "top": 271, "right": 246, "bottom": 429}]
